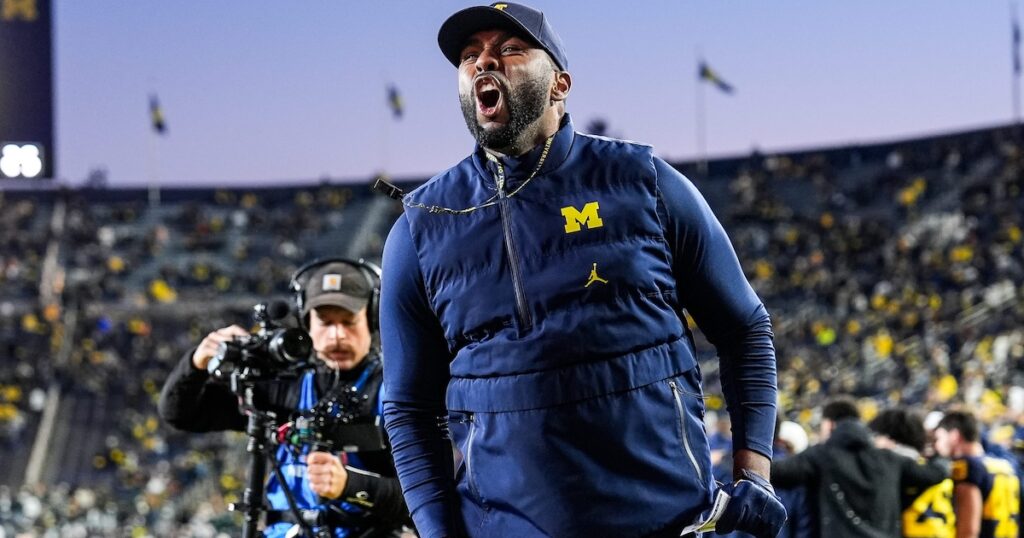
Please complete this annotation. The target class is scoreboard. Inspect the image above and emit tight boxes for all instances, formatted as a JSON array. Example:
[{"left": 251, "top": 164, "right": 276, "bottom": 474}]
[{"left": 0, "top": 0, "right": 53, "bottom": 179}]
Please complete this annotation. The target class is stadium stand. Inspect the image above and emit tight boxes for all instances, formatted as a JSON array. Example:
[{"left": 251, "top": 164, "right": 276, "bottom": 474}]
[{"left": 0, "top": 123, "right": 1021, "bottom": 535}]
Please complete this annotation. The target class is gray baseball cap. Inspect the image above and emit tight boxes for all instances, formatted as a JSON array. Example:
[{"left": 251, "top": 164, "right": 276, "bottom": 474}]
[{"left": 302, "top": 262, "right": 373, "bottom": 316}]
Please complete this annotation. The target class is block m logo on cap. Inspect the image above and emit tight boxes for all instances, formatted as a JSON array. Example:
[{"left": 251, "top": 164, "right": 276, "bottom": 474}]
[
  {"left": 492, "top": 3, "right": 508, "bottom": 10},
  {"left": 3, "top": 0, "right": 38, "bottom": 21}
]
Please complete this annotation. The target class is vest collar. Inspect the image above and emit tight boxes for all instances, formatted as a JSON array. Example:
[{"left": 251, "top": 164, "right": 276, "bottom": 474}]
[{"left": 472, "top": 113, "right": 575, "bottom": 187}]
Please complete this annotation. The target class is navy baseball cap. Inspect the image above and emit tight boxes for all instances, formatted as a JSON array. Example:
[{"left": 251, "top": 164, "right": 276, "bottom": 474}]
[{"left": 438, "top": 2, "right": 568, "bottom": 71}]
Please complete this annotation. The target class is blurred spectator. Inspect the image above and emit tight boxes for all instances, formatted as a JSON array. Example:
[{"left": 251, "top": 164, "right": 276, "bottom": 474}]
[{"left": 772, "top": 398, "right": 948, "bottom": 536}]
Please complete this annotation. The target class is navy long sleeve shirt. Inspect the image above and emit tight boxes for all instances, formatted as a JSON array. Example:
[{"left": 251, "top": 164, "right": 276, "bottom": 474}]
[{"left": 380, "top": 153, "right": 777, "bottom": 538}]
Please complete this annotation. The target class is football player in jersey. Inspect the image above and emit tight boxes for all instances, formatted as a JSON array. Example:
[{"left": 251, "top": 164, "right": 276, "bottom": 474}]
[
  {"left": 870, "top": 407, "right": 955, "bottom": 538},
  {"left": 934, "top": 411, "right": 1020, "bottom": 538}
]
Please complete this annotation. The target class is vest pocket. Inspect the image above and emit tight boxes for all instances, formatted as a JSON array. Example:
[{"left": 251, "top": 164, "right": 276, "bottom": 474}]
[
  {"left": 465, "top": 413, "right": 481, "bottom": 501},
  {"left": 450, "top": 412, "right": 485, "bottom": 505},
  {"left": 668, "top": 373, "right": 708, "bottom": 489}
]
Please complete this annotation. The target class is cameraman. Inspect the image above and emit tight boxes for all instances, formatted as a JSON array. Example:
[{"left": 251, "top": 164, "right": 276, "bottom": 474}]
[{"left": 159, "top": 260, "right": 414, "bottom": 538}]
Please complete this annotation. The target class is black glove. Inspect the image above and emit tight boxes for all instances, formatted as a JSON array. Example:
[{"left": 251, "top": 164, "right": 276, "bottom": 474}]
[{"left": 714, "top": 469, "right": 787, "bottom": 538}]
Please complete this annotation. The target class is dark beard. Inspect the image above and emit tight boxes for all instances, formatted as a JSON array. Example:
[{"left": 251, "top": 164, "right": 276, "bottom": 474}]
[{"left": 460, "top": 73, "right": 549, "bottom": 154}]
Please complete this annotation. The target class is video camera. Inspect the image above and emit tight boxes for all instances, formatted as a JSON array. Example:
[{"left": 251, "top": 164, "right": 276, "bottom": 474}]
[
  {"left": 207, "top": 300, "right": 313, "bottom": 382},
  {"left": 277, "top": 374, "right": 387, "bottom": 453}
]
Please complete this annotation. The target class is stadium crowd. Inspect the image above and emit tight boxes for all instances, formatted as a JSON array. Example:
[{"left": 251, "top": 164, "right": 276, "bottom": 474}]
[
  {"left": 725, "top": 128, "right": 1024, "bottom": 427},
  {"left": 0, "top": 123, "right": 1021, "bottom": 535}
]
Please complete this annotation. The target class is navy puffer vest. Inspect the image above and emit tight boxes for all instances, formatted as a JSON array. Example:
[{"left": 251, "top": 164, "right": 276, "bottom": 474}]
[
  {"left": 405, "top": 119, "right": 698, "bottom": 410},
  {"left": 403, "top": 116, "right": 712, "bottom": 537}
]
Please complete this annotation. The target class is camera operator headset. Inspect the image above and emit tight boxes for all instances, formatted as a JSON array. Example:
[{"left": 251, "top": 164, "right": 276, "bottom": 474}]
[{"left": 158, "top": 258, "right": 414, "bottom": 538}]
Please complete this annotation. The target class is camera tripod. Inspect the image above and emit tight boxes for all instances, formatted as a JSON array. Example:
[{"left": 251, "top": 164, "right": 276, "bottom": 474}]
[{"left": 229, "top": 373, "right": 328, "bottom": 538}]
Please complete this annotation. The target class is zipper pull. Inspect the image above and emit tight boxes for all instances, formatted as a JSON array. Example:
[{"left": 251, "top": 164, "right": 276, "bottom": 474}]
[
  {"left": 495, "top": 165, "right": 505, "bottom": 193},
  {"left": 484, "top": 151, "right": 505, "bottom": 193}
]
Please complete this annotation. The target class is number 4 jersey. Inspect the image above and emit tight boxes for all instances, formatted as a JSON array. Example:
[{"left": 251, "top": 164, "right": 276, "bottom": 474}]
[
  {"left": 902, "top": 478, "right": 955, "bottom": 538},
  {"left": 952, "top": 455, "right": 1021, "bottom": 538}
]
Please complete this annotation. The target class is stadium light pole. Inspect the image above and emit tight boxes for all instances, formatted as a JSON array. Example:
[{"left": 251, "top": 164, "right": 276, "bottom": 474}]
[
  {"left": 148, "top": 129, "right": 160, "bottom": 207},
  {"left": 1013, "top": 1, "right": 1021, "bottom": 125},
  {"left": 696, "top": 49, "right": 708, "bottom": 176}
]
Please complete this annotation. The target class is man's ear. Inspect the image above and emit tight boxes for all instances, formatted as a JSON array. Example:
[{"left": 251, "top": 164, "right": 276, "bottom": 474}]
[{"left": 551, "top": 70, "right": 572, "bottom": 103}]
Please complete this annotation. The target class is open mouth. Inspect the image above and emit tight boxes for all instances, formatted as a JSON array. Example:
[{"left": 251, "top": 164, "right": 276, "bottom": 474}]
[{"left": 475, "top": 77, "right": 505, "bottom": 119}]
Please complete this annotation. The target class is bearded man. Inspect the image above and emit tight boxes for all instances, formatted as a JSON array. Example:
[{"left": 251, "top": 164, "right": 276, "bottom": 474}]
[{"left": 379, "top": 4, "right": 785, "bottom": 537}]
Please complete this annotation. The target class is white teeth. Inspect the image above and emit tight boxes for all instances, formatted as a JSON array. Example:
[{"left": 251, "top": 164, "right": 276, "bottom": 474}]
[{"left": 475, "top": 77, "right": 499, "bottom": 94}]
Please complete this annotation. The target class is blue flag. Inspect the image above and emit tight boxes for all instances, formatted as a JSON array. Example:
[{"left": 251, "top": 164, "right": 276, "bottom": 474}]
[
  {"left": 1014, "top": 15, "right": 1021, "bottom": 75},
  {"left": 387, "top": 84, "right": 403, "bottom": 119},
  {"left": 149, "top": 95, "right": 166, "bottom": 134}
]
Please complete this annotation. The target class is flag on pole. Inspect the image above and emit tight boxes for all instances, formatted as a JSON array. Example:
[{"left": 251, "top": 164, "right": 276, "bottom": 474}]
[
  {"left": 149, "top": 95, "right": 166, "bottom": 134},
  {"left": 698, "top": 61, "right": 735, "bottom": 94},
  {"left": 387, "top": 84, "right": 404, "bottom": 119},
  {"left": 1014, "top": 12, "right": 1021, "bottom": 75}
]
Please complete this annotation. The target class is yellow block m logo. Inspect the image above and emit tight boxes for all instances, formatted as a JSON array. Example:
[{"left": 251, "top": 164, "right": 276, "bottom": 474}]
[
  {"left": 561, "top": 202, "right": 603, "bottom": 233},
  {"left": 2, "top": 0, "right": 37, "bottom": 21},
  {"left": 492, "top": 3, "right": 508, "bottom": 11}
]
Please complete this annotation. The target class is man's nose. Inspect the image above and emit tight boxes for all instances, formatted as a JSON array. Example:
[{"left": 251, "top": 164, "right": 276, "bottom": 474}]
[
  {"left": 329, "top": 323, "right": 347, "bottom": 340},
  {"left": 474, "top": 47, "right": 500, "bottom": 73}
]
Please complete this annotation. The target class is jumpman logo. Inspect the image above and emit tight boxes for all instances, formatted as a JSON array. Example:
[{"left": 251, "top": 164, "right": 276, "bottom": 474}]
[{"left": 585, "top": 263, "right": 609, "bottom": 287}]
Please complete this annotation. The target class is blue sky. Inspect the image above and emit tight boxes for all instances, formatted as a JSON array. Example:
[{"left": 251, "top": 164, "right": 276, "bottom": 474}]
[{"left": 52, "top": 1, "right": 1017, "bottom": 186}]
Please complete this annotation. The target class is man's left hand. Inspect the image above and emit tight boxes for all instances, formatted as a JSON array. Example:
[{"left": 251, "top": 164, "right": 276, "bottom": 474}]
[
  {"left": 307, "top": 451, "right": 348, "bottom": 500},
  {"left": 715, "top": 469, "right": 786, "bottom": 538}
]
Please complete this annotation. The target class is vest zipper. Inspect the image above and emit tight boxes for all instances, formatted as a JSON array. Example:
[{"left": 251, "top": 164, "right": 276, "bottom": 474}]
[
  {"left": 464, "top": 413, "right": 482, "bottom": 501},
  {"left": 669, "top": 379, "right": 704, "bottom": 483},
  {"left": 494, "top": 164, "right": 533, "bottom": 331}
]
